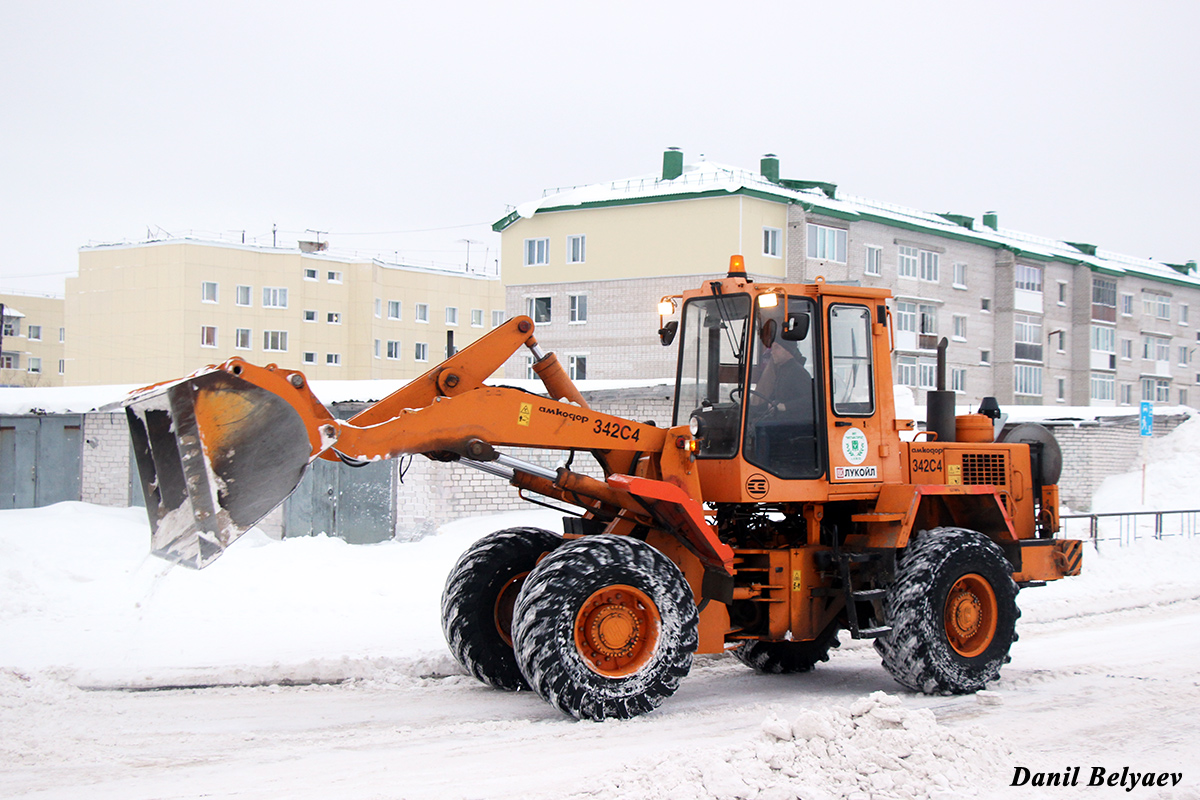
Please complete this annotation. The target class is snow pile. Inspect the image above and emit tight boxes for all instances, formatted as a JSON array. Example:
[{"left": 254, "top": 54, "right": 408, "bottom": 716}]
[
  {"left": 554, "top": 692, "right": 1007, "bottom": 800},
  {"left": 1091, "top": 414, "right": 1200, "bottom": 512}
]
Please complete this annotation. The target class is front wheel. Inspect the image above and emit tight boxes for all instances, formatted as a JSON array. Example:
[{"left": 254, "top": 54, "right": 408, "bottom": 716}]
[
  {"left": 875, "top": 527, "right": 1019, "bottom": 694},
  {"left": 441, "top": 527, "right": 562, "bottom": 691},
  {"left": 511, "top": 534, "right": 699, "bottom": 721}
]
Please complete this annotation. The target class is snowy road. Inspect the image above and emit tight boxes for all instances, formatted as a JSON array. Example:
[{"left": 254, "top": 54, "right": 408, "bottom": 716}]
[{"left": 4, "top": 571, "right": 1199, "bottom": 799}]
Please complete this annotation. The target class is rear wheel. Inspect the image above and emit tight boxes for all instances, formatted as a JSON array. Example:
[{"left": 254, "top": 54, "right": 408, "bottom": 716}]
[
  {"left": 441, "top": 527, "right": 561, "bottom": 690},
  {"left": 511, "top": 534, "right": 698, "bottom": 721},
  {"left": 875, "top": 527, "right": 1019, "bottom": 694},
  {"left": 733, "top": 621, "right": 841, "bottom": 674}
]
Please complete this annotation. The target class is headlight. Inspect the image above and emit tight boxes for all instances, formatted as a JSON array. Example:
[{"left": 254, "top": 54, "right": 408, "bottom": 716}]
[{"left": 689, "top": 415, "right": 703, "bottom": 437}]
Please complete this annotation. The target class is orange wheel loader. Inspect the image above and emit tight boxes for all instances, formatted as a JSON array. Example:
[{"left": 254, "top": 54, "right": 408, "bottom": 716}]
[{"left": 124, "top": 255, "right": 1082, "bottom": 720}]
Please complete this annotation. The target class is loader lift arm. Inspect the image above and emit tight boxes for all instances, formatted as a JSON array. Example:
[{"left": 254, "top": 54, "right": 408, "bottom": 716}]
[{"left": 124, "top": 316, "right": 705, "bottom": 569}]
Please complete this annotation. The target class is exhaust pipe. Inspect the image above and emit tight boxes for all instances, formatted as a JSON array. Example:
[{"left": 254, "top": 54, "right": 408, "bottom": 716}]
[{"left": 926, "top": 337, "right": 956, "bottom": 443}]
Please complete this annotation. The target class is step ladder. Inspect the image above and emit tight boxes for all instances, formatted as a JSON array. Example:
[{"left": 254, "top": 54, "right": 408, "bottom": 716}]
[{"left": 838, "top": 551, "right": 892, "bottom": 639}]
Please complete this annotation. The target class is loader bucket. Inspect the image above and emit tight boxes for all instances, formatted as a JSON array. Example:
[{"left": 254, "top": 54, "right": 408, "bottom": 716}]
[{"left": 125, "top": 368, "right": 316, "bottom": 568}]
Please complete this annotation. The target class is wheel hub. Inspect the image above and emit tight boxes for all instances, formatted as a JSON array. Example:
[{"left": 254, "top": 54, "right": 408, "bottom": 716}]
[
  {"left": 944, "top": 573, "right": 998, "bottom": 658},
  {"left": 574, "top": 585, "right": 660, "bottom": 677}
]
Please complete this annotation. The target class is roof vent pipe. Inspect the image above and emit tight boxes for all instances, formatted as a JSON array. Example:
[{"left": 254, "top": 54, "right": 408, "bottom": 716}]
[
  {"left": 662, "top": 147, "right": 683, "bottom": 181},
  {"left": 760, "top": 153, "right": 780, "bottom": 183},
  {"left": 982, "top": 211, "right": 998, "bottom": 230}
]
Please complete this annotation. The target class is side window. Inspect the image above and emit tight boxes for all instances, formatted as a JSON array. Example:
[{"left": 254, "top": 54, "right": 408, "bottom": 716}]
[{"left": 829, "top": 304, "right": 875, "bottom": 416}]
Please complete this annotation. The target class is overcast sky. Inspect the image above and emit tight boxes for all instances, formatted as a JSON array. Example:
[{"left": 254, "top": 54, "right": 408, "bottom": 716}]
[{"left": 2, "top": 1, "right": 1196, "bottom": 295}]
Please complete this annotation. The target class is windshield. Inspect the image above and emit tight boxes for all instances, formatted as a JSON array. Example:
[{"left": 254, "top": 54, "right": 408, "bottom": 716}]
[{"left": 673, "top": 294, "right": 751, "bottom": 458}]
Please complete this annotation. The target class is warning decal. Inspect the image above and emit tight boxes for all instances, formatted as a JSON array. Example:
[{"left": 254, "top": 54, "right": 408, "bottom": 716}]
[{"left": 517, "top": 402, "right": 532, "bottom": 427}]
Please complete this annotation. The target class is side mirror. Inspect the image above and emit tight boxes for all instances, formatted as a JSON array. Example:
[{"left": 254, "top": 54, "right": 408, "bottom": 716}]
[
  {"left": 781, "top": 312, "right": 810, "bottom": 342},
  {"left": 659, "top": 320, "right": 679, "bottom": 346}
]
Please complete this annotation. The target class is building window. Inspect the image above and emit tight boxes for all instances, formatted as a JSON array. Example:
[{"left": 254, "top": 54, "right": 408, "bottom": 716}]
[
  {"left": 1092, "top": 278, "right": 1117, "bottom": 322},
  {"left": 1058, "top": 281, "right": 1068, "bottom": 306},
  {"left": 1143, "top": 291, "right": 1171, "bottom": 320},
  {"left": 373, "top": 339, "right": 381, "bottom": 359},
  {"left": 568, "top": 355, "right": 587, "bottom": 380},
  {"left": 387, "top": 300, "right": 401, "bottom": 320},
  {"left": 415, "top": 342, "right": 428, "bottom": 362},
  {"left": 897, "top": 245, "right": 918, "bottom": 278},
  {"left": 1090, "top": 372, "right": 1115, "bottom": 402},
  {"left": 1014, "top": 364, "right": 1043, "bottom": 397},
  {"left": 445, "top": 307, "right": 458, "bottom": 326},
  {"left": 527, "top": 296, "right": 552, "bottom": 324},
  {"left": 953, "top": 262, "right": 967, "bottom": 288},
  {"left": 1120, "top": 382, "right": 1133, "bottom": 405},
  {"left": 386, "top": 340, "right": 401, "bottom": 360},
  {"left": 263, "top": 287, "right": 288, "bottom": 308},
  {"left": 951, "top": 368, "right": 966, "bottom": 393},
  {"left": 326, "top": 353, "right": 341, "bottom": 366},
  {"left": 1057, "top": 376, "right": 1066, "bottom": 402},
  {"left": 524, "top": 356, "right": 535, "bottom": 380},
  {"left": 413, "top": 303, "right": 427, "bottom": 323},
  {"left": 980, "top": 297, "right": 991, "bottom": 312},
  {"left": 1142, "top": 334, "right": 1170, "bottom": 362},
  {"left": 304, "top": 268, "right": 318, "bottom": 281},
  {"left": 566, "top": 234, "right": 586, "bottom": 264},
  {"left": 1054, "top": 331, "right": 1067, "bottom": 353},
  {"left": 980, "top": 349, "right": 991, "bottom": 365},
  {"left": 327, "top": 312, "right": 341, "bottom": 324},
  {"left": 1121, "top": 293, "right": 1134, "bottom": 316},
  {"left": 524, "top": 238, "right": 550, "bottom": 266},
  {"left": 304, "top": 310, "right": 317, "bottom": 322},
  {"left": 236, "top": 285, "right": 252, "bottom": 307},
  {"left": 263, "top": 330, "right": 288, "bottom": 352},
  {"left": 0, "top": 354, "right": 17, "bottom": 369},
  {"left": 1121, "top": 338, "right": 1133, "bottom": 360},
  {"left": 1, "top": 318, "right": 16, "bottom": 337},
  {"left": 235, "top": 328, "right": 251, "bottom": 350},
  {"left": 569, "top": 294, "right": 588, "bottom": 324},
  {"left": 303, "top": 351, "right": 316, "bottom": 365},
  {"left": 1181, "top": 346, "right": 1191, "bottom": 367},
  {"left": 763, "top": 227, "right": 782, "bottom": 258},
  {"left": 865, "top": 246, "right": 882, "bottom": 276},
  {"left": 807, "top": 224, "right": 847, "bottom": 263},
  {"left": 952, "top": 315, "right": 967, "bottom": 341},
  {"left": 1142, "top": 377, "right": 1170, "bottom": 403},
  {"left": 897, "top": 356, "right": 917, "bottom": 386},
  {"left": 1182, "top": 304, "right": 1190, "bottom": 326},
  {"left": 492, "top": 310, "right": 505, "bottom": 327},
  {"left": 200, "top": 326, "right": 218, "bottom": 348},
  {"left": 201, "top": 281, "right": 218, "bottom": 303},
  {"left": 471, "top": 309, "right": 484, "bottom": 327},
  {"left": 58, "top": 327, "right": 64, "bottom": 343},
  {"left": 374, "top": 298, "right": 382, "bottom": 318},
  {"left": 58, "top": 359, "right": 64, "bottom": 375},
  {"left": 895, "top": 302, "right": 916, "bottom": 336},
  {"left": 327, "top": 271, "right": 342, "bottom": 283},
  {"left": 918, "top": 360, "right": 937, "bottom": 390},
  {"left": 1014, "top": 314, "right": 1043, "bottom": 362},
  {"left": 919, "top": 250, "right": 939, "bottom": 283},
  {"left": 27, "top": 325, "right": 41, "bottom": 341},
  {"left": 1091, "top": 325, "right": 1115, "bottom": 361},
  {"left": 27, "top": 357, "right": 41, "bottom": 374},
  {"left": 1015, "top": 264, "right": 1043, "bottom": 293}
]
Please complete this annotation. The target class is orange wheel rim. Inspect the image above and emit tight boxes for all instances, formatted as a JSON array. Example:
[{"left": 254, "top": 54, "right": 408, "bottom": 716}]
[
  {"left": 574, "top": 585, "right": 660, "bottom": 677},
  {"left": 493, "top": 572, "right": 529, "bottom": 648},
  {"left": 944, "top": 573, "right": 998, "bottom": 658}
]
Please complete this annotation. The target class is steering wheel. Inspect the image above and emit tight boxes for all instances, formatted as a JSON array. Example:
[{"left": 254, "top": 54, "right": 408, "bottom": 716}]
[{"left": 745, "top": 387, "right": 781, "bottom": 413}]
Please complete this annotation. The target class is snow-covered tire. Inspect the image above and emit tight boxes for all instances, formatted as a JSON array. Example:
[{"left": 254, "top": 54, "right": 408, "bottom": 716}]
[
  {"left": 441, "top": 527, "right": 562, "bottom": 691},
  {"left": 733, "top": 622, "right": 841, "bottom": 674},
  {"left": 511, "top": 534, "right": 699, "bottom": 721},
  {"left": 875, "top": 527, "right": 1019, "bottom": 694}
]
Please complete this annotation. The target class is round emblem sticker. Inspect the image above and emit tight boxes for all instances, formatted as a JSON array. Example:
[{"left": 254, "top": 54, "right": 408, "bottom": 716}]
[{"left": 842, "top": 428, "right": 868, "bottom": 465}]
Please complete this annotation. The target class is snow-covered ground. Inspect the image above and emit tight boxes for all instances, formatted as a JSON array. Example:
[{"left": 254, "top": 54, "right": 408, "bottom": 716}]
[{"left": 5, "top": 424, "right": 1200, "bottom": 798}]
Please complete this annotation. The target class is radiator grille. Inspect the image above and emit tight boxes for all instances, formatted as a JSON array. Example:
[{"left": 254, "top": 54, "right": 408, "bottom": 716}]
[{"left": 961, "top": 452, "right": 1007, "bottom": 486}]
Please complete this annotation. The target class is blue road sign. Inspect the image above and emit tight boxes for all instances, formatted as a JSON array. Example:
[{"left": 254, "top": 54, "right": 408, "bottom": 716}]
[{"left": 1140, "top": 401, "right": 1153, "bottom": 437}]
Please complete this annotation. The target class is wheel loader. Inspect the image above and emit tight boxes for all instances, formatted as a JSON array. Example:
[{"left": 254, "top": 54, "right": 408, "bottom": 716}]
[{"left": 124, "top": 255, "right": 1082, "bottom": 721}]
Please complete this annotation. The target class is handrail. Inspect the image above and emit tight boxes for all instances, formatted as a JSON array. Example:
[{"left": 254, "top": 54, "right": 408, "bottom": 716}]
[{"left": 1060, "top": 509, "right": 1200, "bottom": 551}]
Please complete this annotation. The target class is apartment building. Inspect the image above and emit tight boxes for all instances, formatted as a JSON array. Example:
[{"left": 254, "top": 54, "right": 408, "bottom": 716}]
[
  {"left": 0, "top": 292, "right": 66, "bottom": 387},
  {"left": 496, "top": 149, "right": 1200, "bottom": 408},
  {"left": 65, "top": 239, "right": 505, "bottom": 386}
]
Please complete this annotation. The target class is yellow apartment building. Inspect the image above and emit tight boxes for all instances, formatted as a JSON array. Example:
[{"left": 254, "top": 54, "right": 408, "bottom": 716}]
[
  {"left": 65, "top": 239, "right": 505, "bottom": 386},
  {"left": 1, "top": 292, "right": 66, "bottom": 387}
]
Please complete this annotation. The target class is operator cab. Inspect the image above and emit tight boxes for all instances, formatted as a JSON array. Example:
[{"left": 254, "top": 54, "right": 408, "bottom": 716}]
[{"left": 670, "top": 262, "right": 883, "bottom": 497}]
